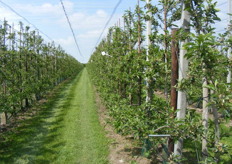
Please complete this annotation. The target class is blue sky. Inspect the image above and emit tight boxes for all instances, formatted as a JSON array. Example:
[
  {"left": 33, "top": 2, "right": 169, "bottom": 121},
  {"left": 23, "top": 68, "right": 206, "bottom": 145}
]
[{"left": 0, "top": 0, "right": 228, "bottom": 63}]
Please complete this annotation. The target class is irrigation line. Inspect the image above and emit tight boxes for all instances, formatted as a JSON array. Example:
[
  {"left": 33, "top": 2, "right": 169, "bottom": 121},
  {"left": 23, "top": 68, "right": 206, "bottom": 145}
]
[
  {"left": 92, "top": 0, "right": 123, "bottom": 54},
  {"left": 60, "top": 0, "right": 84, "bottom": 58},
  {"left": 0, "top": 0, "right": 53, "bottom": 42}
]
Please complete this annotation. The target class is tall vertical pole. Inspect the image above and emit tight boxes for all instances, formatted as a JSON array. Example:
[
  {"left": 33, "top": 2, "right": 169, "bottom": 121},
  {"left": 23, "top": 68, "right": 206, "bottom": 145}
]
[
  {"left": 202, "top": 71, "right": 209, "bottom": 159},
  {"left": 9, "top": 25, "right": 11, "bottom": 50},
  {"left": 137, "top": 0, "right": 142, "bottom": 105},
  {"left": 118, "top": 20, "right": 120, "bottom": 27},
  {"left": 146, "top": 0, "right": 152, "bottom": 103},
  {"left": 164, "top": 0, "right": 169, "bottom": 100},
  {"left": 19, "top": 22, "right": 24, "bottom": 110},
  {"left": 174, "top": 1, "right": 190, "bottom": 157},
  {"left": 170, "top": 29, "right": 179, "bottom": 111},
  {"left": 1, "top": 20, "right": 7, "bottom": 126},
  {"left": 128, "top": 7, "right": 133, "bottom": 105},
  {"left": 12, "top": 23, "right": 15, "bottom": 50},
  {"left": 168, "top": 28, "right": 179, "bottom": 153},
  {"left": 227, "top": 0, "right": 232, "bottom": 83},
  {"left": 138, "top": 0, "right": 141, "bottom": 54}
]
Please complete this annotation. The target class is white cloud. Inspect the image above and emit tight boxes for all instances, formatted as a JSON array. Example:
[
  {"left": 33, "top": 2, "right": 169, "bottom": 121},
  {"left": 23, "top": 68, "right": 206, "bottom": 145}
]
[
  {"left": 14, "top": 0, "right": 111, "bottom": 32},
  {"left": 55, "top": 36, "right": 74, "bottom": 46},
  {"left": 14, "top": 0, "right": 74, "bottom": 16},
  {"left": 0, "top": 0, "right": 126, "bottom": 63},
  {"left": 0, "top": 6, "right": 22, "bottom": 23},
  {"left": 78, "top": 30, "right": 102, "bottom": 38},
  {"left": 96, "top": 10, "right": 107, "bottom": 17},
  {"left": 59, "top": 9, "right": 109, "bottom": 30}
]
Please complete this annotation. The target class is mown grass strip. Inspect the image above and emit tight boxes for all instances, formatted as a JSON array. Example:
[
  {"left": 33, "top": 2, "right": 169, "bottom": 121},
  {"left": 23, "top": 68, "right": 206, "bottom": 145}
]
[{"left": 0, "top": 69, "right": 109, "bottom": 164}]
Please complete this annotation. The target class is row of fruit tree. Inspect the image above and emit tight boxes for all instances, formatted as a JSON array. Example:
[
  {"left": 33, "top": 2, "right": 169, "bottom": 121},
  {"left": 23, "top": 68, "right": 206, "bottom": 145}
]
[
  {"left": 87, "top": 0, "right": 232, "bottom": 163},
  {"left": 0, "top": 20, "right": 83, "bottom": 126}
]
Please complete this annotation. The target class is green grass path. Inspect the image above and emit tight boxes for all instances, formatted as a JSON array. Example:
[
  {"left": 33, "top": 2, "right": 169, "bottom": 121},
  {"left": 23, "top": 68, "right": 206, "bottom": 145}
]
[{"left": 0, "top": 68, "right": 109, "bottom": 164}]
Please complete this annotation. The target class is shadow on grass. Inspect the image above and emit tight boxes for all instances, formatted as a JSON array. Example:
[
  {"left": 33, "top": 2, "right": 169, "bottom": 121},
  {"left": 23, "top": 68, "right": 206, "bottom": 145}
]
[{"left": 0, "top": 78, "right": 78, "bottom": 164}]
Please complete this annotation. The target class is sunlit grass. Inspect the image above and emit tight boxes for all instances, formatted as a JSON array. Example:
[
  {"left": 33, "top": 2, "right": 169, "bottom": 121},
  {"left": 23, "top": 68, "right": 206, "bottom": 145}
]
[{"left": 0, "top": 69, "right": 109, "bottom": 164}]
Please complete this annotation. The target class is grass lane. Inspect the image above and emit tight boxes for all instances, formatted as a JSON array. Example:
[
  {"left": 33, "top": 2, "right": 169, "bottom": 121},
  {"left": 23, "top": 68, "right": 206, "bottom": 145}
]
[{"left": 0, "top": 68, "right": 109, "bottom": 164}]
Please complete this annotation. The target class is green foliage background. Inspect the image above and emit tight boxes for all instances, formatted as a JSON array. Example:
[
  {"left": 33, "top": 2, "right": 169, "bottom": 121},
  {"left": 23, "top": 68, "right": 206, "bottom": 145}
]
[
  {"left": 0, "top": 20, "right": 83, "bottom": 117},
  {"left": 87, "top": 0, "right": 232, "bottom": 162}
]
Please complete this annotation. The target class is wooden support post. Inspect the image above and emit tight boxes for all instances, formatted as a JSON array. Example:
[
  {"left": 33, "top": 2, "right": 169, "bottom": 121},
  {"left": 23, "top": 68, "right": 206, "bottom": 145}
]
[
  {"left": 170, "top": 28, "right": 179, "bottom": 110},
  {"left": 168, "top": 28, "right": 179, "bottom": 153}
]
